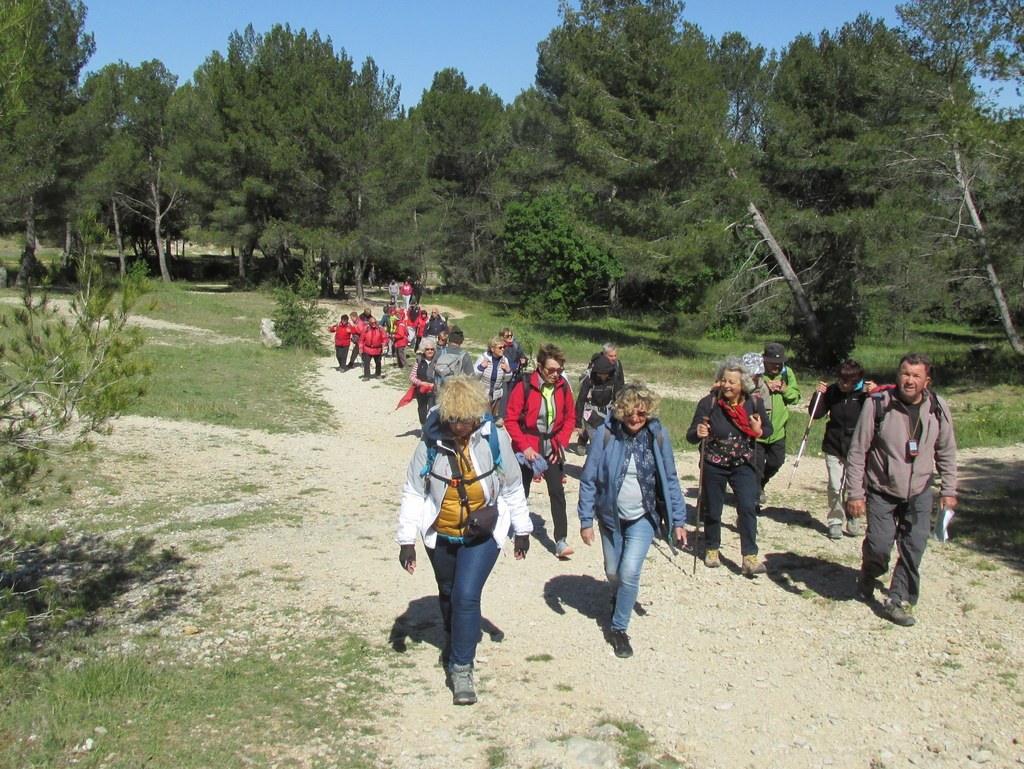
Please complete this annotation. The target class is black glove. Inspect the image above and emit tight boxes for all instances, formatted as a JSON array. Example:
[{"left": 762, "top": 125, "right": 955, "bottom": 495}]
[
  {"left": 514, "top": 534, "right": 530, "bottom": 558},
  {"left": 399, "top": 544, "right": 416, "bottom": 570}
]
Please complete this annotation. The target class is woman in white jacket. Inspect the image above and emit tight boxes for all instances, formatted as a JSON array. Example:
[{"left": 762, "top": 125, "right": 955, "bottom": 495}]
[
  {"left": 396, "top": 378, "right": 532, "bottom": 705},
  {"left": 474, "top": 335, "right": 516, "bottom": 422}
]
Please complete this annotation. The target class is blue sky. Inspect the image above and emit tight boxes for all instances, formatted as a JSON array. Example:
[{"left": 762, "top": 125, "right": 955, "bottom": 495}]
[{"left": 84, "top": 1, "right": 909, "bottom": 108}]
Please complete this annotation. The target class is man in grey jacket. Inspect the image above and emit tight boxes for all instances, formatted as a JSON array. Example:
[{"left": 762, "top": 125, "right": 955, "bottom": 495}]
[{"left": 845, "top": 353, "right": 957, "bottom": 627}]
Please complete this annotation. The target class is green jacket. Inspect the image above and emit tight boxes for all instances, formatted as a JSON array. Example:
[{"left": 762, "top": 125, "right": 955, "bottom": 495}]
[{"left": 757, "top": 367, "right": 801, "bottom": 444}]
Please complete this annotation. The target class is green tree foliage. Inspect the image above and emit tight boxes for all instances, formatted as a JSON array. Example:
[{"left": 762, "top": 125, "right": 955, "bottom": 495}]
[
  {"left": 502, "top": 192, "right": 619, "bottom": 319},
  {"left": 270, "top": 264, "right": 328, "bottom": 351},
  {"left": 0, "top": 212, "right": 151, "bottom": 500},
  {"left": 534, "top": 0, "right": 732, "bottom": 312},
  {"left": 0, "top": 0, "right": 46, "bottom": 125},
  {"left": 0, "top": 0, "right": 93, "bottom": 285}
]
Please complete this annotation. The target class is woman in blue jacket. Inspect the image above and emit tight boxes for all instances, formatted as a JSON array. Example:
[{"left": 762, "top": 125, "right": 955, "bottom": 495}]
[{"left": 577, "top": 384, "right": 688, "bottom": 659}]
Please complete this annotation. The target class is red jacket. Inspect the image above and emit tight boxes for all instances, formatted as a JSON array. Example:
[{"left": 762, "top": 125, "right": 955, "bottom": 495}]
[
  {"left": 359, "top": 326, "right": 387, "bottom": 355},
  {"left": 329, "top": 322, "right": 353, "bottom": 346},
  {"left": 393, "top": 320, "right": 410, "bottom": 348},
  {"left": 505, "top": 370, "right": 575, "bottom": 455},
  {"left": 413, "top": 314, "right": 427, "bottom": 339}
]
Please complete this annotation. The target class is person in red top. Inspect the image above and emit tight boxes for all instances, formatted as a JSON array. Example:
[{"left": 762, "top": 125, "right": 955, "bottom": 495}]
[
  {"left": 412, "top": 308, "right": 427, "bottom": 352},
  {"left": 505, "top": 343, "right": 576, "bottom": 559},
  {"left": 328, "top": 314, "right": 354, "bottom": 371},
  {"left": 393, "top": 313, "right": 410, "bottom": 369},
  {"left": 400, "top": 279, "right": 414, "bottom": 310},
  {"left": 347, "top": 309, "right": 372, "bottom": 369},
  {"left": 359, "top": 317, "right": 387, "bottom": 379}
]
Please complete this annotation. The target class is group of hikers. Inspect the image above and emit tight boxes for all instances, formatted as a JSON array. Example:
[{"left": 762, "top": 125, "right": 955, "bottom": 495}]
[{"left": 329, "top": 306, "right": 958, "bottom": 705}]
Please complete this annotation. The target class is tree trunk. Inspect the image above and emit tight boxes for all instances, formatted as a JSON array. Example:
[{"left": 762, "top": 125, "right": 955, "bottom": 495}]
[
  {"left": 150, "top": 180, "right": 171, "bottom": 282},
  {"left": 746, "top": 200, "right": 824, "bottom": 350},
  {"left": 16, "top": 201, "right": 40, "bottom": 287},
  {"left": 62, "top": 219, "right": 72, "bottom": 270},
  {"left": 238, "top": 242, "right": 249, "bottom": 281},
  {"left": 320, "top": 249, "right": 334, "bottom": 298},
  {"left": 111, "top": 197, "right": 126, "bottom": 276},
  {"left": 954, "top": 148, "right": 1024, "bottom": 356}
]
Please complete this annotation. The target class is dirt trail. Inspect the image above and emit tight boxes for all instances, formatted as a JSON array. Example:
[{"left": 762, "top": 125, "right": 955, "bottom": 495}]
[{"left": 89, "top": 336, "right": 1024, "bottom": 769}]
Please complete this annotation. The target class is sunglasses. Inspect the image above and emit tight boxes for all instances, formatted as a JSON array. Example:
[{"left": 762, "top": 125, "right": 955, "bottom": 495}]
[
  {"left": 446, "top": 417, "right": 479, "bottom": 426},
  {"left": 542, "top": 366, "right": 564, "bottom": 375},
  {"left": 626, "top": 411, "right": 649, "bottom": 419},
  {"left": 423, "top": 348, "right": 436, "bottom": 352}
]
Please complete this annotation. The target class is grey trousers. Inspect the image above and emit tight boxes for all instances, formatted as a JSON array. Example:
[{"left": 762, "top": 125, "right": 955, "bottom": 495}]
[{"left": 862, "top": 487, "right": 933, "bottom": 606}]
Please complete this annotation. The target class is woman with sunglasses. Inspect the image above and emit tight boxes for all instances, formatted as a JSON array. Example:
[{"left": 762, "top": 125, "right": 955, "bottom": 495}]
[
  {"left": 410, "top": 337, "right": 439, "bottom": 425},
  {"left": 505, "top": 343, "right": 576, "bottom": 559},
  {"left": 578, "top": 384, "right": 688, "bottom": 658},
  {"left": 396, "top": 378, "right": 532, "bottom": 705}
]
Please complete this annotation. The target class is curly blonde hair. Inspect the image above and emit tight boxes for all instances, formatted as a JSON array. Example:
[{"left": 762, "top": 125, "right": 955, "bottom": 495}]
[
  {"left": 611, "top": 383, "right": 660, "bottom": 421},
  {"left": 437, "top": 378, "right": 489, "bottom": 422}
]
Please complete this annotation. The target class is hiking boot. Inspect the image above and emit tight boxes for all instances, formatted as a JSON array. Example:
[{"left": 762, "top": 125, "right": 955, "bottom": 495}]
[
  {"left": 450, "top": 664, "right": 477, "bottom": 705},
  {"left": 741, "top": 554, "right": 766, "bottom": 577},
  {"left": 759, "top": 490, "right": 768, "bottom": 506},
  {"left": 704, "top": 548, "right": 721, "bottom": 568},
  {"left": 856, "top": 573, "right": 874, "bottom": 602},
  {"left": 555, "top": 539, "right": 574, "bottom": 559},
  {"left": 846, "top": 517, "right": 863, "bottom": 537},
  {"left": 881, "top": 598, "right": 916, "bottom": 627},
  {"left": 607, "top": 629, "right": 633, "bottom": 659},
  {"left": 828, "top": 523, "right": 844, "bottom": 540}
]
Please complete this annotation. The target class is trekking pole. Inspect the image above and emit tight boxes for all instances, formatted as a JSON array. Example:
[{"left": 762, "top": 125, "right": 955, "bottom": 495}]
[
  {"left": 787, "top": 389, "right": 823, "bottom": 490},
  {"left": 692, "top": 433, "right": 706, "bottom": 576}
]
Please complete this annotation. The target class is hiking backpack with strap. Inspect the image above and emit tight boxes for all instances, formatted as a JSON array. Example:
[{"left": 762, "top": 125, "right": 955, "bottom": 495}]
[{"left": 433, "top": 348, "right": 469, "bottom": 385}]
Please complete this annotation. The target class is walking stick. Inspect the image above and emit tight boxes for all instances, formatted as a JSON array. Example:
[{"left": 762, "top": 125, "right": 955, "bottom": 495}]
[
  {"left": 692, "top": 434, "right": 707, "bottom": 576},
  {"left": 787, "top": 389, "right": 823, "bottom": 489}
]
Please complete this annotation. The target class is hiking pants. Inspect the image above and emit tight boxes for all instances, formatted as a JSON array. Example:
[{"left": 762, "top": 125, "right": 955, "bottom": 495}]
[
  {"left": 862, "top": 487, "right": 932, "bottom": 606},
  {"left": 426, "top": 535, "right": 500, "bottom": 667},
  {"left": 334, "top": 344, "right": 349, "bottom": 369},
  {"left": 395, "top": 346, "right": 407, "bottom": 369},
  {"left": 759, "top": 440, "right": 786, "bottom": 490},
  {"left": 347, "top": 338, "right": 361, "bottom": 368},
  {"left": 825, "top": 453, "right": 849, "bottom": 526},
  {"left": 702, "top": 462, "right": 759, "bottom": 556},
  {"left": 520, "top": 462, "right": 568, "bottom": 543},
  {"left": 362, "top": 352, "right": 382, "bottom": 377}
]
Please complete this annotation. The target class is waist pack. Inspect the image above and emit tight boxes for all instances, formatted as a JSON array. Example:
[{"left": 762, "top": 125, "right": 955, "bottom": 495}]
[
  {"left": 463, "top": 504, "right": 499, "bottom": 538},
  {"left": 705, "top": 433, "right": 753, "bottom": 468}
]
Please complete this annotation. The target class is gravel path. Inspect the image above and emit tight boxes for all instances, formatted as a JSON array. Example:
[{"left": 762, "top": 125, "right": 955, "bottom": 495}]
[{"left": 88, "top": 340, "right": 1024, "bottom": 769}]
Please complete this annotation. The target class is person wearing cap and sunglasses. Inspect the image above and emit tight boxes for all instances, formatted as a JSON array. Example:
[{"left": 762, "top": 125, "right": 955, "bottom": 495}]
[
  {"left": 505, "top": 343, "right": 576, "bottom": 559},
  {"left": 578, "top": 384, "right": 688, "bottom": 658},
  {"left": 396, "top": 378, "right": 532, "bottom": 705}
]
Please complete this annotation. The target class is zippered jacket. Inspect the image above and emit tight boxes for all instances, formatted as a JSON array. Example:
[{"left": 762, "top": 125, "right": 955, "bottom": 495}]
[
  {"left": 845, "top": 389, "right": 957, "bottom": 502},
  {"left": 505, "top": 371, "right": 575, "bottom": 455}
]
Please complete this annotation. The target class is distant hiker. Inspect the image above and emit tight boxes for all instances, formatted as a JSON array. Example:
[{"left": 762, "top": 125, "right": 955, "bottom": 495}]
[
  {"left": 395, "top": 378, "right": 532, "bottom": 705},
  {"left": 593, "top": 342, "right": 626, "bottom": 394},
  {"left": 388, "top": 280, "right": 400, "bottom": 305},
  {"left": 409, "top": 339, "right": 438, "bottom": 425},
  {"left": 412, "top": 307, "right": 427, "bottom": 352},
  {"left": 575, "top": 353, "right": 621, "bottom": 454},
  {"left": 393, "top": 311, "right": 410, "bottom": 369},
  {"left": 500, "top": 328, "right": 527, "bottom": 378},
  {"left": 686, "top": 356, "right": 772, "bottom": 577},
  {"left": 328, "top": 314, "right": 354, "bottom": 371},
  {"left": 359, "top": 316, "right": 386, "bottom": 379},
  {"left": 474, "top": 336, "right": 515, "bottom": 421},
  {"left": 424, "top": 308, "right": 448, "bottom": 338},
  {"left": 846, "top": 353, "right": 957, "bottom": 627},
  {"left": 367, "top": 263, "right": 377, "bottom": 288},
  {"left": 505, "top": 343, "right": 576, "bottom": 560},
  {"left": 400, "top": 279, "right": 413, "bottom": 310},
  {"left": 432, "top": 326, "right": 474, "bottom": 389},
  {"left": 756, "top": 342, "right": 801, "bottom": 504},
  {"left": 578, "top": 384, "right": 687, "bottom": 659},
  {"left": 809, "top": 360, "right": 877, "bottom": 540},
  {"left": 412, "top": 278, "right": 424, "bottom": 305},
  {"left": 347, "top": 309, "right": 373, "bottom": 369}
]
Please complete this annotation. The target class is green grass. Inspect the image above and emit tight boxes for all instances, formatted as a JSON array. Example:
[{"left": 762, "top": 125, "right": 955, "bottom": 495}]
[
  {"left": 0, "top": 634, "right": 379, "bottom": 769},
  {"left": 143, "top": 282, "right": 277, "bottom": 336},
  {"left": 526, "top": 653, "right": 554, "bottom": 662}
]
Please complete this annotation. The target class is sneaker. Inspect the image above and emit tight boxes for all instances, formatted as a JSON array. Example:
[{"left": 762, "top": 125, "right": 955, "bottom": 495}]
[
  {"left": 704, "top": 548, "right": 721, "bottom": 568},
  {"left": 759, "top": 490, "right": 768, "bottom": 506},
  {"left": 846, "top": 517, "right": 863, "bottom": 537},
  {"left": 855, "top": 573, "right": 874, "bottom": 602},
  {"left": 881, "top": 598, "right": 917, "bottom": 627},
  {"left": 608, "top": 629, "right": 633, "bottom": 659},
  {"left": 741, "top": 554, "right": 766, "bottom": 576},
  {"left": 828, "top": 523, "right": 844, "bottom": 540},
  {"left": 450, "top": 663, "right": 477, "bottom": 705},
  {"left": 555, "top": 539, "right": 574, "bottom": 559}
]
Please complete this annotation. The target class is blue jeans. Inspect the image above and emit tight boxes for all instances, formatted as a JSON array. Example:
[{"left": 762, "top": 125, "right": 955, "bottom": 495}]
[
  {"left": 600, "top": 515, "right": 656, "bottom": 632},
  {"left": 702, "top": 462, "right": 759, "bottom": 556},
  {"left": 426, "top": 535, "right": 500, "bottom": 667}
]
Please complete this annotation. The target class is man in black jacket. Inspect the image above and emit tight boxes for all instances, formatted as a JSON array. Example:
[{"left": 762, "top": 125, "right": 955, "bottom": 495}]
[{"left": 810, "top": 360, "right": 877, "bottom": 540}]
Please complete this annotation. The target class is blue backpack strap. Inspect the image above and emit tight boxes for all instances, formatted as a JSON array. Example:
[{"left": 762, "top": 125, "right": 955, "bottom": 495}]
[{"left": 481, "top": 413, "right": 503, "bottom": 471}]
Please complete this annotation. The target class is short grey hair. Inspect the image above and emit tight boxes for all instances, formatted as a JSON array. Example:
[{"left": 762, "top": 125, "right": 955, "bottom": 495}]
[
  {"left": 715, "top": 355, "right": 755, "bottom": 394},
  {"left": 602, "top": 342, "right": 618, "bottom": 354}
]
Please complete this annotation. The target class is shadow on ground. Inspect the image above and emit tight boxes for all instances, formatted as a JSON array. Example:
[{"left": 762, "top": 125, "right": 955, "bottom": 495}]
[{"left": 0, "top": 531, "right": 187, "bottom": 649}]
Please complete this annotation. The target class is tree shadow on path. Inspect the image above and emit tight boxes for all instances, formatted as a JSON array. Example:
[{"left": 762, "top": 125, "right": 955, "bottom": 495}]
[{"left": 765, "top": 551, "right": 860, "bottom": 601}]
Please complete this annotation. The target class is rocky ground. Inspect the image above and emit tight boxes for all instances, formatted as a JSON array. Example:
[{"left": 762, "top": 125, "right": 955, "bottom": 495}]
[{"left": 61, "top": 312, "right": 1024, "bottom": 769}]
